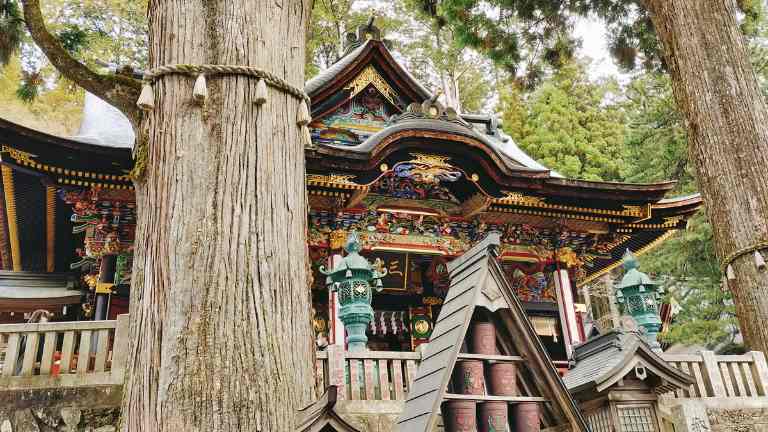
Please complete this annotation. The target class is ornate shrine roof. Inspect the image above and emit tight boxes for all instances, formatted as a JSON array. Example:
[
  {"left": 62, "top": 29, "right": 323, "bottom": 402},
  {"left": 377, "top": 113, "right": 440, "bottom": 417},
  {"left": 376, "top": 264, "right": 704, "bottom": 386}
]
[
  {"left": 303, "top": 23, "right": 702, "bottom": 285},
  {"left": 0, "top": 20, "right": 703, "bottom": 286}
]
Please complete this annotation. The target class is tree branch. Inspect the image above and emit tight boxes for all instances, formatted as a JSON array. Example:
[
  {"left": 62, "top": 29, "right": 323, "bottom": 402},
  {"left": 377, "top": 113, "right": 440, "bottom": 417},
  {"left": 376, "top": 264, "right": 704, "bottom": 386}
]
[{"left": 20, "top": 0, "right": 141, "bottom": 126}]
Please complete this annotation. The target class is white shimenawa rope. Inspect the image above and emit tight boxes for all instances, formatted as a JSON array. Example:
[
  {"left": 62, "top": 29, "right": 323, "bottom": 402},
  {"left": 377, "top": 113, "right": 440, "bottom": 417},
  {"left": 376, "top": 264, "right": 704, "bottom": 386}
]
[{"left": 136, "top": 64, "right": 313, "bottom": 147}]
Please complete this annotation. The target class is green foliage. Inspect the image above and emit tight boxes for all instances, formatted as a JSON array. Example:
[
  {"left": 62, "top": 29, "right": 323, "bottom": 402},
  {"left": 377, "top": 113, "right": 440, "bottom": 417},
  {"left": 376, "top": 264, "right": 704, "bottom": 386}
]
[
  {"left": 428, "top": 0, "right": 765, "bottom": 76},
  {"left": 56, "top": 25, "right": 89, "bottom": 55},
  {"left": 307, "top": 0, "right": 362, "bottom": 77},
  {"left": 307, "top": 0, "right": 496, "bottom": 112},
  {"left": 498, "top": 62, "right": 740, "bottom": 349},
  {"left": 0, "top": 0, "right": 23, "bottom": 65},
  {"left": 0, "top": 0, "right": 147, "bottom": 105},
  {"left": 500, "top": 61, "right": 627, "bottom": 181},
  {"left": 15, "top": 71, "right": 41, "bottom": 102},
  {"left": 0, "top": 56, "right": 83, "bottom": 134},
  {"left": 649, "top": 213, "right": 737, "bottom": 349},
  {"left": 622, "top": 73, "right": 693, "bottom": 192},
  {"left": 620, "top": 71, "right": 738, "bottom": 349}
]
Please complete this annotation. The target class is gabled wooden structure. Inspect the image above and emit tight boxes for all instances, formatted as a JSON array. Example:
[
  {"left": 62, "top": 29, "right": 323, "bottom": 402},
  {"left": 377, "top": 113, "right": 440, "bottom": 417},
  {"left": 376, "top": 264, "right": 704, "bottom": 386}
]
[
  {"left": 564, "top": 330, "right": 694, "bottom": 431},
  {"left": 397, "top": 232, "right": 588, "bottom": 432},
  {"left": 296, "top": 386, "right": 362, "bottom": 432}
]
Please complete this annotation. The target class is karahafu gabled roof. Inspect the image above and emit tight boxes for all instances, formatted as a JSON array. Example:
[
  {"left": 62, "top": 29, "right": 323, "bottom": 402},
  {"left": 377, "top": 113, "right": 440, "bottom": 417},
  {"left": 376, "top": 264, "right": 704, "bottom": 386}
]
[
  {"left": 295, "top": 386, "right": 362, "bottom": 432},
  {"left": 563, "top": 330, "right": 694, "bottom": 396},
  {"left": 396, "top": 232, "right": 588, "bottom": 432}
]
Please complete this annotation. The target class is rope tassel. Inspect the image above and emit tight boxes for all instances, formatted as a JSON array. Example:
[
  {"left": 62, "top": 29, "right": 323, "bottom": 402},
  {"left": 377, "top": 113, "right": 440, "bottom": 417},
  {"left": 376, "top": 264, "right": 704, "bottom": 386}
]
[
  {"left": 193, "top": 74, "right": 208, "bottom": 104},
  {"left": 255, "top": 79, "right": 268, "bottom": 105},
  {"left": 727, "top": 264, "right": 736, "bottom": 280},
  {"left": 297, "top": 100, "right": 311, "bottom": 126},
  {"left": 137, "top": 83, "right": 155, "bottom": 110},
  {"left": 755, "top": 250, "right": 766, "bottom": 270},
  {"left": 301, "top": 126, "right": 313, "bottom": 148}
]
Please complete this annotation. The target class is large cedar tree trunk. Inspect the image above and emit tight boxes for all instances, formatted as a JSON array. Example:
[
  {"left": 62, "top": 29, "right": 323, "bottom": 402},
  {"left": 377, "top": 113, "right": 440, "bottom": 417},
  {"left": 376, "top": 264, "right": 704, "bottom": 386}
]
[
  {"left": 644, "top": 0, "right": 768, "bottom": 353},
  {"left": 121, "top": 1, "right": 314, "bottom": 430}
]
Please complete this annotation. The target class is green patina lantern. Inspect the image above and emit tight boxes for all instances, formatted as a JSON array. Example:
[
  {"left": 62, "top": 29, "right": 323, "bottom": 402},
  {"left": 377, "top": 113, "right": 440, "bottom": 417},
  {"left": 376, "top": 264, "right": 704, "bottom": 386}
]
[
  {"left": 615, "top": 250, "right": 665, "bottom": 351},
  {"left": 320, "top": 231, "right": 386, "bottom": 351}
]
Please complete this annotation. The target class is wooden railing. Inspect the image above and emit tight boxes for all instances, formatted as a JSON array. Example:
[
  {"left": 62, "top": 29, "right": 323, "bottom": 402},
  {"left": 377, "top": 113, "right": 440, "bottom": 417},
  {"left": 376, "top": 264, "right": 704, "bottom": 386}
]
[
  {"left": 662, "top": 351, "right": 768, "bottom": 398},
  {"left": 315, "top": 345, "right": 421, "bottom": 401},
  {"left": 0, "top": 314, "right": 129, "bottom": 389},
  {"left": 2, "top": 314, "right": 767, "bottom": 402}
]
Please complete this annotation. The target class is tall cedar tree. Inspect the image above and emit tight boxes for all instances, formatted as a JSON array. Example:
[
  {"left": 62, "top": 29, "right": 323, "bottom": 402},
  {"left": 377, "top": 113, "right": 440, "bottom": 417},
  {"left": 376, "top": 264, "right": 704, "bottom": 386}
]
[
  {"left": 431, "top": 0, "right": 768, "bottom": 355},
  {"left": 499, "top": 61, "right": 627, "bottom": 182},
  {"left": 15, "top": 0, "right": 315, "bottom": 430}
]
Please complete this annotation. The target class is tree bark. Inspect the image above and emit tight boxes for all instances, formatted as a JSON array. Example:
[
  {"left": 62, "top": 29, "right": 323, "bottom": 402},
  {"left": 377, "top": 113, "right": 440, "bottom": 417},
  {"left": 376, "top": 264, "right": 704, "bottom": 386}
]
[
  {"left": 644, "top": 0, "right": 768, "bottom": 353},
  {"left": 121, "top": 1, "right": 314, "bottom": 430}
]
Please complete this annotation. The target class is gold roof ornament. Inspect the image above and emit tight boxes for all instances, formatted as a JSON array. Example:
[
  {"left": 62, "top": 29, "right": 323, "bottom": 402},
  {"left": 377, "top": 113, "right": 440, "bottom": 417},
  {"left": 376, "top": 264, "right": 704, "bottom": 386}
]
[
  {"left": 499, "top": 191, "right": 546, "bottom": 206},
  {"left": 407, "top": 153, "right": 454, "bottom": 169},
  {"left": 1, "top": 145, "right": 37, "bottom": 165},
  {"left": 344, "top": 65, "right": 399, "bottom": 106},
  {"left": 306, "top": 173, "right": 364, "bottom": 189},
  {"left": 329, "top": 228, "right": 347, "bottom": 250}
]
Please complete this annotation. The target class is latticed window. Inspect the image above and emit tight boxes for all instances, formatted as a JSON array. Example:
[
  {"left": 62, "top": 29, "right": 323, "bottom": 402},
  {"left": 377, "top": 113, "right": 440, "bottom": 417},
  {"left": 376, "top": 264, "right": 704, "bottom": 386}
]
[
  {"left": 586, "top": 407, "right": 613, "bottom": 432},
  {"left": 587, "top": 274, "right": 619, "bottom": 332},
  {"left": 617, "top": 404, "right": 659, "bottom": 432}
]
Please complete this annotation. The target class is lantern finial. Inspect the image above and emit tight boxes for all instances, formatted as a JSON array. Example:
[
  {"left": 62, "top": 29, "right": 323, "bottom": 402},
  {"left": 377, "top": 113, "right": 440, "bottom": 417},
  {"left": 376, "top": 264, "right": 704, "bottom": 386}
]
[
  {"left": 345, "top": 230, "right": 362, "bottom": 254},
  {"left": 622, "top": 249, "right": 638, "bottom": 271}
]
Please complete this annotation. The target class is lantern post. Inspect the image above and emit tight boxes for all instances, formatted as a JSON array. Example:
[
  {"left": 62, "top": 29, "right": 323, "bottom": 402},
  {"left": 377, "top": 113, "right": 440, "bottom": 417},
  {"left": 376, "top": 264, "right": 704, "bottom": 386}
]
[
  {"left": 321, "top": 231, "right": 386, "bottom": 351},
  {"left": 615, "top": 250, "right": 665, "bottom": 351}
]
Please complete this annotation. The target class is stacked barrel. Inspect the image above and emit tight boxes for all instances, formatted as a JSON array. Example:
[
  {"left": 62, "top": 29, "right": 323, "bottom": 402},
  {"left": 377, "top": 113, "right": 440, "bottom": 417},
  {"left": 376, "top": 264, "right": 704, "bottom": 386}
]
[{"left": 443, "top": 322, "right": 540, "bottom": 432}]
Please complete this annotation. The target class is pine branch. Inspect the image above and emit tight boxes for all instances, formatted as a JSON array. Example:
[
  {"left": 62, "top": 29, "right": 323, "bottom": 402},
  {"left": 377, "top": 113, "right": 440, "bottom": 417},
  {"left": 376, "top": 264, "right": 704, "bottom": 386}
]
[{"left": 19, "top": 0, "right": 141, "bottom": 126}]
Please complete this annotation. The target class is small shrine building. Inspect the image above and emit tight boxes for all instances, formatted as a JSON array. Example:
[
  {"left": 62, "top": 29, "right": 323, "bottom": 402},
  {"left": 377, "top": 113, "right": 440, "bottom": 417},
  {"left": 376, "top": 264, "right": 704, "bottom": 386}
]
[{"left": 0, "top": 23, "right": 702, "bottom": 366}]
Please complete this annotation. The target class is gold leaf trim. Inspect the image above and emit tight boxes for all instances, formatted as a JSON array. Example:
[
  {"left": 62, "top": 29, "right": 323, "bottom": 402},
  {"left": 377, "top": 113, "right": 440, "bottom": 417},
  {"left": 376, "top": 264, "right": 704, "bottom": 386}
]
[{"left": 344, "top": 65, "right": 399, "bottom": 106}]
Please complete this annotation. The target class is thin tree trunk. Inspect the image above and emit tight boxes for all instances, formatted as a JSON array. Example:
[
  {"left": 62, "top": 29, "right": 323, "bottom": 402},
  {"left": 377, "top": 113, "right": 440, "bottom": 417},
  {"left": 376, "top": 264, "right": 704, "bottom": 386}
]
[
  {"left": 645, "top": 0, "right": 768, "bottom": 353},
  {"left": 435, "top": 30, "right": 462, "bottom": 112},
  {"left": 121, "top": 1, "right": 314, "bottom": 430}
]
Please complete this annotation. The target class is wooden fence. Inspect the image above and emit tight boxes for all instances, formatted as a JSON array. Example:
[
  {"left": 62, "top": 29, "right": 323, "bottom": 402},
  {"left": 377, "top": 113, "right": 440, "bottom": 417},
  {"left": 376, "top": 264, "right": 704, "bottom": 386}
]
[
  {"left": 315, "top": 345, "right": 422, "bottom": 401},
  {"left": 0, "top": 314, "right": 128, "bottom": 389},
  {"left": 1, "top": 314, "right": 767, "bottom": 401},
  {"left": 661, "top": 350, "right": 768, "bottom": 398},
  {"left": 314, "top": 347, "right": 768, "bottom": 402}
]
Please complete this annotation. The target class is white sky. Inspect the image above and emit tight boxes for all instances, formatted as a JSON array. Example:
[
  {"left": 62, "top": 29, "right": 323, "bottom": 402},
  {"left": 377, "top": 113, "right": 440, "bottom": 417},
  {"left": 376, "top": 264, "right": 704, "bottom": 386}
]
[{"left": 574, "top": 17, "right": 621, "bottom": 79}]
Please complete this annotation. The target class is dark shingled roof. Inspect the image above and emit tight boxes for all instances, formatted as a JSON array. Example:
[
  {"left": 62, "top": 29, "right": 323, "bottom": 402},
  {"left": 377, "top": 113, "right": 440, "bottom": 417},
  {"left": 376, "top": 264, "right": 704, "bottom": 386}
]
[
  {"left": 305, "top": 39, "right": 431, "bottom": 100},
  {"left": 320, "top": 117, "right": 554, "bottom": 174},
  {"left": 295, "top": 386, "right": 361, "bottom": 432},
  {"left": 563, "top": 330, "right": 694, "bottom": 395}
]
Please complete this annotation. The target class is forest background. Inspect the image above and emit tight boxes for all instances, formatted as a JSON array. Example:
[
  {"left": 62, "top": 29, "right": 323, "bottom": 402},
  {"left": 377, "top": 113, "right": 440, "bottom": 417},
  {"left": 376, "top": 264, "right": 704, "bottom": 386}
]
[{"left": 2, "top": 0, "right": 764, "bottom": 352}]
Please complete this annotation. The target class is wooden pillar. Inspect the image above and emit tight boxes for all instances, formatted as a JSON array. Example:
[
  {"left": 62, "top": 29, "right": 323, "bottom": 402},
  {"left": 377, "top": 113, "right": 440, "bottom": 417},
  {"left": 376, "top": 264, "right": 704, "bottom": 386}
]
[
  {"left": 329, "top": 254, "right": 345, "bottom": 346},
  {"left": 45, "top": 185, "right": 56, "bottom": 273},
  {"left": 326, "top": 344, "right": 347, "bottom": 400},
  {"left": 1, "top": 166, "right": 21, "bottom": 271},
  {"left": 95, "top": 255, "right": 117, "bottom": 321},
  {"left": 553, "top": 269, "right": 581, "bottom": 359}
]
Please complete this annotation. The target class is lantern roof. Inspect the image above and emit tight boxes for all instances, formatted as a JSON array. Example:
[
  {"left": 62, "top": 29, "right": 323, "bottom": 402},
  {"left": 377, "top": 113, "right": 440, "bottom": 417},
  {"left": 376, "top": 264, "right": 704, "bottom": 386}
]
[
  {"left": 618, "top": 250, "right": 656, "bottom": 289},
  {"left": 325, "top": 231, "right": 374, "bottom": 274}
]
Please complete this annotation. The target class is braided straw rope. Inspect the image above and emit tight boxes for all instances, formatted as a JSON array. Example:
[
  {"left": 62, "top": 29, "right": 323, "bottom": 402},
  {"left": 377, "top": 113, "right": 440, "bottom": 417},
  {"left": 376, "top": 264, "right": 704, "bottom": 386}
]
[
  {"left": 720, "top": 240, "right": 768, "bottom": 273},
  {"left": 131, "top": 64, "right": 313, "bottom": 181},
  {"left": 142, "top": 64, "right": 310, "bottom": 103}
]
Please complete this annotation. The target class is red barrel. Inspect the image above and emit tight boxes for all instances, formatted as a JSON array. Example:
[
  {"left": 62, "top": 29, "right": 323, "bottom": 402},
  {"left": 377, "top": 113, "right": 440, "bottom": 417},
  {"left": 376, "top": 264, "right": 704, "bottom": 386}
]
[
  {"left": 453, "top": 360, "right": 485, "bottom": 395},
  {"left": 478, "top": 401, "right": 508, "bottom": 432},
  {"left": 514, "top": 402, "right": 540, "bottom": 432},
  {"left": 488, "top": 362, "right": 517, "bottom": 396},
  {"left": 443, "top": 400, "right": 477, "bottom": 432},
  {"left": 471, "top": 322, "right": 496, "bottom": 355}
]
